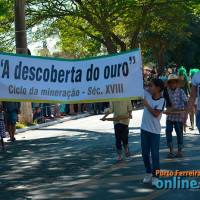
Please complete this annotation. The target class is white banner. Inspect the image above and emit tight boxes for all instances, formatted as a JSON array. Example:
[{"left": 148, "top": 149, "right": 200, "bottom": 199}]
[{"left": 0, "top": 48, "right": 143, "bottom": 103}]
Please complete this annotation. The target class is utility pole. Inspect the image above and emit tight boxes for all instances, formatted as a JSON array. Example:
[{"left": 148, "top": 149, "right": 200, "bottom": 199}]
[{"left": 14, "top": 0, "right": 32, "bottom": 124}]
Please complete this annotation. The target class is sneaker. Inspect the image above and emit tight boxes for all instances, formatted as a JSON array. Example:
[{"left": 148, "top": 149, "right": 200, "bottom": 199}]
[
  {"left": 143, "top": 173, "right": 152, "bottom": 184},
  {"left": 151, "top": 177, "right": 159, "bottom": 187}
]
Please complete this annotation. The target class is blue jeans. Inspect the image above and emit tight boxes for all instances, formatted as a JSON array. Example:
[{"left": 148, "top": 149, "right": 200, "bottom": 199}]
[
  {"left": 197, "top": 110, "right": 200, "bottom": 133},
  {"left": 141, "top": 129, "right": 160, "bottom": 178},
  {"left": 88, "top": 103, "right": 92, "bottom": 112},
  {"left": 166, "top": 120, "right": 183, "bottom": 149}
]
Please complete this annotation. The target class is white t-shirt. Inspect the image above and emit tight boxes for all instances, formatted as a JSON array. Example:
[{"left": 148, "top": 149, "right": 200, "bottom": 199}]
[
  {"left": 141, "top": 91, "right": 165, "bottom": 134},
  {"left": 192, "top": 72, "right": 200, "bottom": 110}
]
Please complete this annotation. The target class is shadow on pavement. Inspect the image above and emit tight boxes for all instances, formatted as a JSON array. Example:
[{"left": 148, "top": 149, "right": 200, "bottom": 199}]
[{"left": 0, "top": 128, "right": 200, "bottom": 199}]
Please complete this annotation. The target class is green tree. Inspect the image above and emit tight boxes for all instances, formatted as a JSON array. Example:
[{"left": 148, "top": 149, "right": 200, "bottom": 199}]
[
  {"left": 139, "top": 1, "right": 198, "bottom": 71},
  {"left": 1, "top": 0, "right": 200, "bottom": 71},
  {"left": 0, "top": 0, "right": 14, "bottom": 52},
  {"left": 169, "top": 16, "right": 200, "bottom": 69},
  {"left": 25, "top": 0, "right": 165, "bottom": 55}
]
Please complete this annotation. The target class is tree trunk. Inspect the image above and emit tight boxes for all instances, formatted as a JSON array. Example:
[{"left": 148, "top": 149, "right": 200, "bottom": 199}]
[
  {"left": 105, "top": 36, "right": 117, "bottom": 54},
  {"left": 130, "top": 27, "right": 140, "bottom": 49},
  {"left": 151, "top": 42, "right": 164, "bottom": 72},
  {"left": 14, "top": 0, "right": 32, "bottom": 124}
]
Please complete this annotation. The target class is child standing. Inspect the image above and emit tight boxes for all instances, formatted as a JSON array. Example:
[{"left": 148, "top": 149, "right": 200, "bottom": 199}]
[
  {"left": 101, "top": 101, "right": 132, "bottom": 161},
  {"left": 141, "top": 79, "right": 172, "bottom": 187},
  {"left": 165, "top": 74, "right": 188, "bottom": 158},
  {"left": 0, "top": 103, "right": 7, "bottom": 151}
]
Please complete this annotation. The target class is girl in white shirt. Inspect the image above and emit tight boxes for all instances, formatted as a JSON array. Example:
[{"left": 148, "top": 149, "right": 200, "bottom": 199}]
[{"left": 141, "top": 78, "right": 172, "bottom": 187}]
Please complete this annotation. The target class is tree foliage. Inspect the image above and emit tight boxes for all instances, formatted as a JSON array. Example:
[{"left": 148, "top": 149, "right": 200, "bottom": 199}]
[
  {"left": 0, "top": 0, "right": 15, "bottom": 52},
  {"left": 0, "top": 0, "right": 200, "bottom": 70}
]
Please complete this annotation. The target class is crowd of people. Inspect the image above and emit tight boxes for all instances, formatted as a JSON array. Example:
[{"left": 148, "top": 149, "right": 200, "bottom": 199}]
[
  {"left": 143, "top": 66, "right": 199, "bottom": 131},
  {"left": 102, "top": 66, "right": 200, "bottom": 187},
  {"left": 1, "top": 65, "right": 200, "bottom": 188},
  {"left": 0, "top": 101, "right": 110, "bottom": 150},
  {"left": 31, "top": 102, "right": 110, "bottom": 124}
]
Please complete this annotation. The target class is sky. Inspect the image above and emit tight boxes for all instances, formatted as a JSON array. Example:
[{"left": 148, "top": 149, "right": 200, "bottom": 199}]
[{"left": 28, "top": 38, "right": 58, "bottom": 56}]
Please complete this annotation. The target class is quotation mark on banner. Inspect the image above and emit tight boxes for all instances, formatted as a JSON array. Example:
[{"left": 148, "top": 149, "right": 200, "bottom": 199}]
[
  {"left": 129, "top": 56, "right": 136, "bottom": 64},
  {"left": 1, "top": 59, "right": 4, "bottom": 67}
]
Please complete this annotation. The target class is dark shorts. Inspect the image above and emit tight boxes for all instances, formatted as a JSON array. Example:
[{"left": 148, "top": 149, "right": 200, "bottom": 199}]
[
  {"left": 114, "top": 123, "right": 129, "bottom": 153},
  {"left": 6, "top": 111, "right": 18, "bottom": 125},
  {"left": 114, "top": 123, "right": 129, "bottom": 135}
]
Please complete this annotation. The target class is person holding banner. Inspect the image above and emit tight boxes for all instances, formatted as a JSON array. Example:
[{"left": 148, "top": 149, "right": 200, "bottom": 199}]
[
  {"left": 141, "top": 79, "right": 172, "bottom": 187},
  {"left": 101, "top": 101, "right": 132, "bottom": 162}
]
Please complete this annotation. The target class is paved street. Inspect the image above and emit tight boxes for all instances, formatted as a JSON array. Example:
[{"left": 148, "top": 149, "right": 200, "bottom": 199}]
[{"left": 0, "top": 109, "right": 200, "bottom": 200}]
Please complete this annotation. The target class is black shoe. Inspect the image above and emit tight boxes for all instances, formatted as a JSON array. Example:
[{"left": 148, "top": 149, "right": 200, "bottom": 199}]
[{"left": 11, "top": 137, "right": 16, "bottom": 142}]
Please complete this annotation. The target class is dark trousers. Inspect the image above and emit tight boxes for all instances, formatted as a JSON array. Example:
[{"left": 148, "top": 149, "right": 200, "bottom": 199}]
[
  {"left": 114, "top": 123, "right": 129, "bottom": 154},
  {"left": 65, "top": 104, "right": 70, "bottom": 114},
  {"left": 94, "top": 103, "right": 103, "bottom": 114},
  {"left": 166, "top": 120, "right": 183, "bottom": 149},
  {"left": 141, "top": 129, "right": 160, "bottom": 178},
  {"left": 41, "top": 103, "right": 51, "bottom": 117}
]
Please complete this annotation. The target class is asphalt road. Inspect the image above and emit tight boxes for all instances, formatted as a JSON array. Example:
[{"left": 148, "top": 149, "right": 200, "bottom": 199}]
[{"left": 0, "top": 109, "right": 200, "bottom": 199}]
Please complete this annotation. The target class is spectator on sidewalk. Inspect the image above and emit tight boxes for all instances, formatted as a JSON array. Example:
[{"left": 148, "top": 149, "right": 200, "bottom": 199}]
[
  {"left": 53, "top": 104, "right": 62, "bottom": 118},
  {"left": 33, "top": 107, "right": 46, "bottom": 124},
  {"left": 2, "top": 101, "right": 21, "bottom": 142},
  {"left": 41, "top": 103, "right": 54, "bottom": 119},
  {"left": 69, "top": 104, "right": 76, "bottom": 115},
  {"left": 60, "top": 104, "right": 66, "bottom": 116},
  {"left": 94, "top": 103, "right": 103, "bottom": 115},
  {"left": 159, "top": 70, "right": 168, "bottom": 82},
  {"left": 65, "top": 104, "right": 70, "bottom": 115}
]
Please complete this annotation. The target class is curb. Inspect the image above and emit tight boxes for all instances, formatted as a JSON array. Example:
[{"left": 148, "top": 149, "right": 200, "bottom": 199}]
[{"left": 16, "top": 113, "right": 91, "bottom": 134}]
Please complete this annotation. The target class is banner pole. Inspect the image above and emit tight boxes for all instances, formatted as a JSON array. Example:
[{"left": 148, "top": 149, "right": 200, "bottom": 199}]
[
  {"left": 139, "top": 44, "right": 143, "bottom": 71},
  {"left": 139, "top": 44, "right": 144, "bottom": 99}
]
